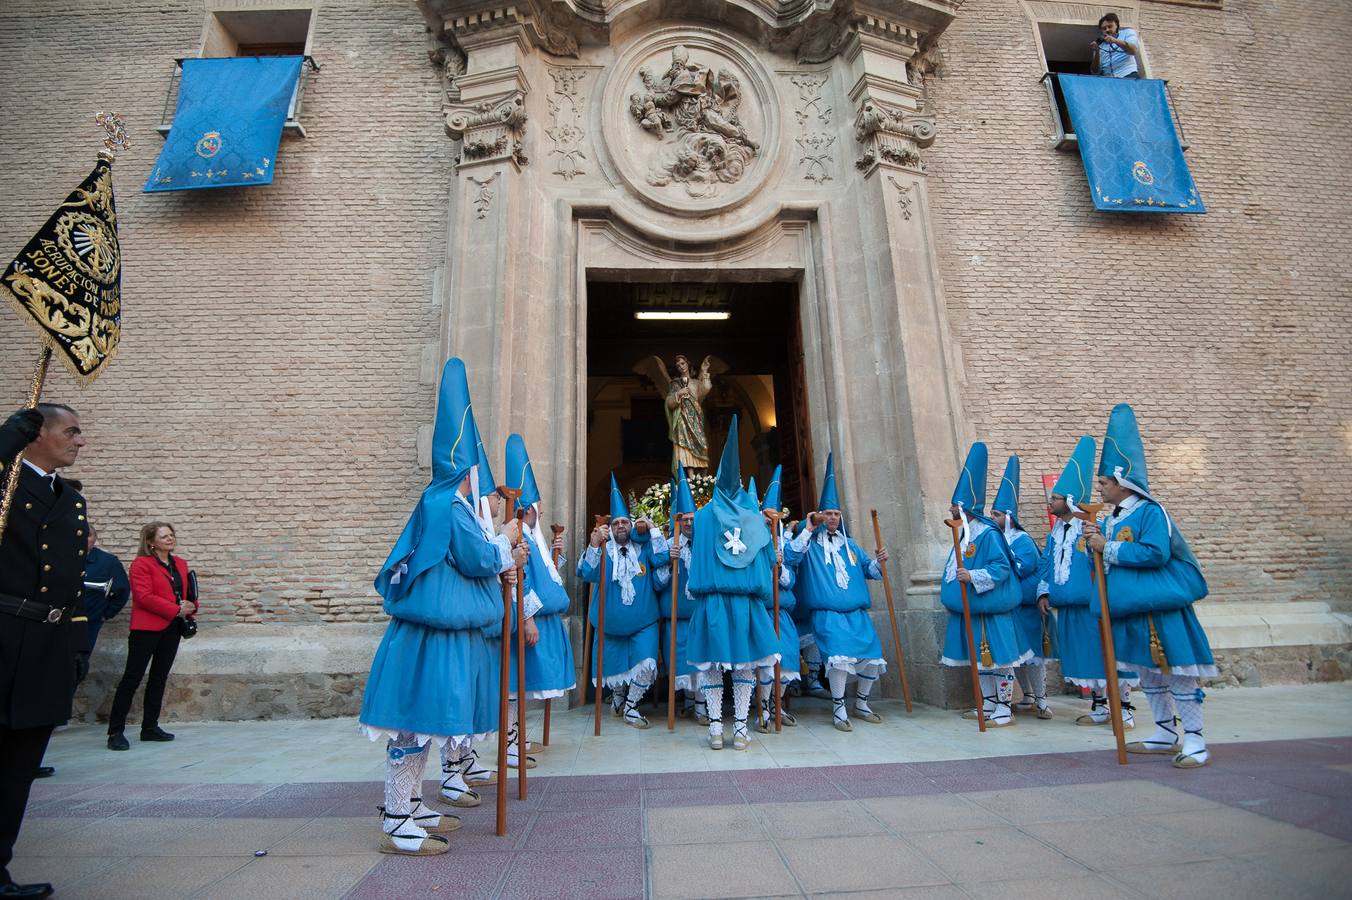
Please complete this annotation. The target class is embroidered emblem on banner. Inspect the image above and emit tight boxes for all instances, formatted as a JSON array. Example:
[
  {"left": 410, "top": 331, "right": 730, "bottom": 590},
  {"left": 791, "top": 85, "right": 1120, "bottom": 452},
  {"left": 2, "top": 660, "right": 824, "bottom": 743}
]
[
  {"left": 195, "top": 131, "right": 223, "bottom": 158},
  {"left": 1118, "top": 527, "right": 1134, "bottom": 543},
  {"left": 1131, "top": 161, "right": 1154, "bottom": 186}
]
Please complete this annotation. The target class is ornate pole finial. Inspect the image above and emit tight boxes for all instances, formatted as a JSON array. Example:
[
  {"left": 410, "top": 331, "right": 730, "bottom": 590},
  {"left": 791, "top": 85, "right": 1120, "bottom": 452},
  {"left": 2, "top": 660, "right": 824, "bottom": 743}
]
[{"left": 95, "top": 111, "right": 130, "bottom": 163}]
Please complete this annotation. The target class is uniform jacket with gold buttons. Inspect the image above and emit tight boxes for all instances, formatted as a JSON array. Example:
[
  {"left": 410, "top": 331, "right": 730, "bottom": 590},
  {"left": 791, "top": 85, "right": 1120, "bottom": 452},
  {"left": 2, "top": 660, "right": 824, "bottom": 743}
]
[{"left": 0, "top": 433, "right": 88, "bottom": 729}]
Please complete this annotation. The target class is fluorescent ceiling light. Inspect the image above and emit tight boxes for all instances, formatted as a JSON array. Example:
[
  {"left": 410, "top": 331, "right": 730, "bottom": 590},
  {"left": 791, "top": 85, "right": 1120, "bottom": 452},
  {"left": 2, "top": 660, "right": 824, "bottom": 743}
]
[{"left": 634, "top": 310, "right": 731, "bottom": 320}]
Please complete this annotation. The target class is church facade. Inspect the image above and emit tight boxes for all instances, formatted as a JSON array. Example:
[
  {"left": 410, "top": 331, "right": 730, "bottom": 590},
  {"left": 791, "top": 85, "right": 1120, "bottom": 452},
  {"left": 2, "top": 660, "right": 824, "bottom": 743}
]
[{"left": 1, "top": 0, "right": 1348, "bottom": 720}]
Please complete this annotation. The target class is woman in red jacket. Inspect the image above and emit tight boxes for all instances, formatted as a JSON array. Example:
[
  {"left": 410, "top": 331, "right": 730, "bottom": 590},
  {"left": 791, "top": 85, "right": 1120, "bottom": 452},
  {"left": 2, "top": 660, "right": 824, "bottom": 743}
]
[{"left": 106, "top": 522, "right": 198, "bottom": 751}]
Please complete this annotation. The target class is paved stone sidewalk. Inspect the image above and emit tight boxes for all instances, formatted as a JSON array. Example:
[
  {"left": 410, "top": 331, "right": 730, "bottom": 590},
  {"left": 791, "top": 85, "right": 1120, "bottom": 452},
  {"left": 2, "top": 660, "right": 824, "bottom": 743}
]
[{"left": 13, "top": 685, "right": 1352, "bottom": 898}]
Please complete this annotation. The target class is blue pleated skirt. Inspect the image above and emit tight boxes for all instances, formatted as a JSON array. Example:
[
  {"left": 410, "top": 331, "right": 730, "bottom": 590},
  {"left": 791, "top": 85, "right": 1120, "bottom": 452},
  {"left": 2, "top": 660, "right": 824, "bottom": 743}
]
[
  {"left": 360, "top": 620, "right": 499, "bottom": 738},
  {"left": 509, "top": 612, "right": 576, "bottom": 698},
  {"left": 1114, "top": 606, "right": 1217, "bottom": 676},
  {"left": 661, "top": 617, "right": 699, "bottom": 690},
  {"left": 772, "top": 609, "right": 801, "bottom": 682},
  {"left": 941, "top": 610, "right": 1031, "bottom": 670},
  {"left": 686, "top": 593, "right": 780, "bottom": 670},
  {"left": 592, "top": 619, "right": 660, "bottom": 687},
  {"left": 1013, "top": 604, "right": 1053, "bottom": 664},
  {"left": 811, "top": 608, "right": 883, "bottom": 665}
]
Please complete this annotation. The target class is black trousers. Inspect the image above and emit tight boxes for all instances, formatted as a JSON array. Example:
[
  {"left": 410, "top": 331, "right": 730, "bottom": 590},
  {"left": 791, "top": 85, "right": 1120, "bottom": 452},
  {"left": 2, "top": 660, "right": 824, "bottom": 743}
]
[
  {"left": 107, "top": 627, "right": 181, "bottom": 735},
  {"left": 0, "top": 723, "right": 54, "bottom": 883}
]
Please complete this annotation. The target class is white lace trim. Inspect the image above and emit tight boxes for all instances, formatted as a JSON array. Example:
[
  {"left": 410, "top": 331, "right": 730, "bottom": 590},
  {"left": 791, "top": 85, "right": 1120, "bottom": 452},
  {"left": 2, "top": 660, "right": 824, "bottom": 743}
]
[
  {"left": 521, "top": 687, "right": 572, "bottom": 700},
  {"left": 594, "top": 657, "right": 656, "bottom": 689},
  {"left": 694, "top": 653, "right": 781, "bottom": 673},
  {"left": 825, "top": 655, "right": 888, "bottom": 676},
  {"left": 1119, "top": 661, "right": 1219, "bottom": 678},
  {"left": 673, "top": 674, "right": 699, "bottom": 692},
  {"left": 944, "top": 519, "right": 990, "bottom": 583},
  {"left": 1052, "top": 518, "right": 1083, "bottom": 585},
  {"left": 969, "top": 568, "right": 995, "bottom": 594},
  {"left": 1103, "top": 540, "right": 1123, "bottom": 566},
  {"left": 817, "top": 530, "right": 852, "bottom": 590},
  {"left": 359, "top": 723, "right": 493, "bottom": 749},
  {"left": 939, "top": 649, "right": 1034, "bottom": 669},
  {"left": 606, "top": 539, "right": 640, "bottom": 605}
]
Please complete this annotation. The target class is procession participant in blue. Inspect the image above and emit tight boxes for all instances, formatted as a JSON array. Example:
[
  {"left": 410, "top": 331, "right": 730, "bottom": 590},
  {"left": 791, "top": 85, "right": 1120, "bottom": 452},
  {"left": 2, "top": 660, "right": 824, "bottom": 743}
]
[
  {"left": 1035, "top": 437, "right": 1136, "bottom": 729},
  {"left": 757, "top": 466, "right": 802, "bottom": 731},
  {"left": 685, "top": 417, "right": 780, "bottom": 750},
  {"left": 501, "top": 434, "right": 576, "bottom": 769},
  {"left": 990, "top": 455, "right": 1053, "bottom": 719},
  {"left": 360, "top": 358, "right": 528, "bottom": 855},
  {"left": 939, "top": 442, "right": 1028, "bottom": 728},
  {"left": 577, "top": 474, "right": 671, "bottom": 729},
  {"left": 653, "top": 467, "right": 701, "bottom": 720},
  {"left": 1085, "top": 404, "right": 1215, "bottom": 768},
  {"left": 789, "top": 453, "right": 889, "bottom": 732},
  {"left": 792, "top": 513, "right": 829, "bottom": 700}
]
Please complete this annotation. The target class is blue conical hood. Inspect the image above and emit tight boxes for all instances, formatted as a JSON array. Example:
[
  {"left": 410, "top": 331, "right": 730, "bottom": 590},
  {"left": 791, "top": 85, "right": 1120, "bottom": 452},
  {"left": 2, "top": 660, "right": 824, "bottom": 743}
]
[
  {"left": 743, "top": 476, "right": 760, "bottom": 511},
  {"left": 818, "top": 453, "right": 841, "bottom": 512},
  {"left": 431, "top": 357, "right": 481, "bottom": 487},
  {"left": 504, "top": 433, "right": 541, "bottom": 510},
  {"left": 608, "top": 473, "right": 631, "bottom": 521},
  {"left": 992, "top": 455, "right": 1021, "bottom": 526},
  {"left": 951, "top": 442, "right": 988, "bottom": 515},
  {"left": 474, "top": 428, "right": 498, "bottom": 498},
  {"left": 715, "top": 415, "right": 743, "bottom": 499},
  {"left": 671, "top": 465, "right": 696, "bottom": 517},
  {"left": 1052, "top": 436, "right": 1097, "bottom": 509},
  {"left": 761, "top": 465, "right": 783, "bottom": 513},
  {"left": 1098, "top": 403, "right": 1150, "bottom": 496}
]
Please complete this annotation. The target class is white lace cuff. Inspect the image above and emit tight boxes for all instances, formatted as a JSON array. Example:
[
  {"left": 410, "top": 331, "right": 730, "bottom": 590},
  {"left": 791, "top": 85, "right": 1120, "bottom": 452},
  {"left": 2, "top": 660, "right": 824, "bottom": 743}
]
[
  {"left": 490, "top": 534, "right": 514, "bottom": 573},
  {"left": 653, "top": 566, "right": 672, "bottom": 588},
  {"left": 969, "top": 568, "right": 995, "bottom": 594},
  {"left": 1103, "top": 541, "right": 1122, "bottom": 566},
  {"left": 583, "top": 545, "right": 601, "bottom": 565},
  {"left": 779, "top": 568, "right": 792, "bottom": 588},
  {"left": 865, "top": 559, "right": 882, "bottom": 579},
  {"left": 789, "top": 526, "right": 812, "bottom": 553},
  {"left": 523, "top": 590, "right": 543, "bottom": 619},
  {"left": 649, "top": 530, "right": 670, "bottom": 553},
  {"left": 1036, "top": 580, "right": 1049, "bottom": 598}
]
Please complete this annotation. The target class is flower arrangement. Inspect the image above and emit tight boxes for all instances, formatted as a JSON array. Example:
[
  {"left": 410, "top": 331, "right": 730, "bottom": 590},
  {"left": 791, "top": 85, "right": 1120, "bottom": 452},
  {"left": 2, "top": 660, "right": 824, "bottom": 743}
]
[{"left": 627, "top": 473, "right": 718, "bottom": 527}]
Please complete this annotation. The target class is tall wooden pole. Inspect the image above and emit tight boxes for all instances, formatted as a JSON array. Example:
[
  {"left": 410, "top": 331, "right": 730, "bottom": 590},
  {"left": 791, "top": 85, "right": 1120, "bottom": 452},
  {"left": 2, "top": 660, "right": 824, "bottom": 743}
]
[
  {"left": 513, "top": 506, "right": 528, "bottom": 800},
  {"left": 667, "top": 520, "right": 682, "bottom": 731},
  {"left": 870, "top": 510, "right": 912, "bottom": 713},
  {"left": 495, "top": 525, "right": 512, "bottom": 836},
  {"left": 765, "top": 511, "right": 784, "bottom": 733},
  {"left": 545, "top": 523, "right": 564, "bottom": 747},
  {"left": 944, "top": 519, "right": 987, "bottom": 732},
  {"left": 592, "top": 515, "right": 610, "bottom": 737},
  {"left": 0, "top": 348, "right": 52, "bottom": 547},
  {"left": 1076, "top": 502, "right": 1129, "bottom": 765}
]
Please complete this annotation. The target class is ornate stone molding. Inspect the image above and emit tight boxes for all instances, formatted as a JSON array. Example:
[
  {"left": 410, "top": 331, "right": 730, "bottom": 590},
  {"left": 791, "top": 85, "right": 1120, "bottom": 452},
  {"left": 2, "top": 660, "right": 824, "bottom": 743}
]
[
  {"left": 887, "top": 175, "right": 913, "bottom": 220},
  {"left": 784, "top": 71, "right": 835, "bottom": 184},
  {"left": 447, "top": 92, "right": 529, "bottom": 168},
  {"left": 467, "top": 171, "right": 500, "bottom": 219},
  {"left": 424, "top": 1, "right": 579, "bottom": 57},
  {"left": 545, "top": 65, "right": 594, "bottom": 180},
  {"left": 854, "top": 100, "right": 935, "bottom": 174}
]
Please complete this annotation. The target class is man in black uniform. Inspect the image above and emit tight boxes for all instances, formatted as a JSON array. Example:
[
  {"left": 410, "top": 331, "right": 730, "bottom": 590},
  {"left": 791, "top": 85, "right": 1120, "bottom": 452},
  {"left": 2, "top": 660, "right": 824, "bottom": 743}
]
[{"left": 0, "top": 404, "right": 89, "bottom": 900}]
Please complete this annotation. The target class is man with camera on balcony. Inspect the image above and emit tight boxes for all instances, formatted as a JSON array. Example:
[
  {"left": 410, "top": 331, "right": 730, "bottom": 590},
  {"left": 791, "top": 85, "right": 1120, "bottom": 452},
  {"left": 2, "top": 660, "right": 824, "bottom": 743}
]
[{"left": 1090, "top": 13, "right": 1140, "bottom": 79}]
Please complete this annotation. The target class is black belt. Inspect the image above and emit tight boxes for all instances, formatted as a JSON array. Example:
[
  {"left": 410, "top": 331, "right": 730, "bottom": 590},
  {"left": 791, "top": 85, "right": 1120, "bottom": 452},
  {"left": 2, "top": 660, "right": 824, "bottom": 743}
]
[{"left": 0, "top": 593, "right": 73, "bottom": 624}]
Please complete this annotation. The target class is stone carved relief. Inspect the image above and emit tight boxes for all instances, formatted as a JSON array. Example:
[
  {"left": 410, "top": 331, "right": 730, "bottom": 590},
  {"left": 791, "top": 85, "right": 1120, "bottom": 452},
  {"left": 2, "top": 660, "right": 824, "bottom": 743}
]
[
  {"left": 546, "top": 66, "right": 591, "bottom": 180},
  {"left": 887, "top": 175, "right": 913, "bottom": 220},
  {"left": 906, "top": 41, "right": 945, "bottom": 90},
  {"left": 427, "top": 40, "right": 467, "bottom": 105},
  {"left": 468, "top": 172, "right": 499, "bottom": 219},
  {"left": 601, "top": 29, "right": 779, "bottom": 216},
  {"left": 787, "top": 72, "right": 834, "bottom": 184},
  {"left": 628, "top": 45, "right": 760, "bottom": 199},
  {"left": 854, "top": 101, "right": 936, "bottom": 173},
  {"left": 447, "top": 93, "right": 529, "bottom": 169}
]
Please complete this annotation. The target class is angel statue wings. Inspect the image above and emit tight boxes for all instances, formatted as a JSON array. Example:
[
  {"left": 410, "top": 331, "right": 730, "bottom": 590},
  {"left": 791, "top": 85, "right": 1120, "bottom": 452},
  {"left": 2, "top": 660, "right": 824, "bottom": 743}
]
[{"left": 633, "top": 354, "right": 728, "bottom": 475}]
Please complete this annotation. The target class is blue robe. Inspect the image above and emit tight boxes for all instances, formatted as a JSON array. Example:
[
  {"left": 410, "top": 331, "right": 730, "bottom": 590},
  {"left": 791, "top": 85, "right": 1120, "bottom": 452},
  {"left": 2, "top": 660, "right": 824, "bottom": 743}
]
[
  {"left": 792, "top": 527, "right": 885, "bottom": 673},
  {"left": 939, "top": 520, "right": 1029, "bottom": 669},
  {"left": 577, "top": 529, "right": 670, "bottom": 686},
  {"left": 1007, "top": 529, "right": 1050, "bottom": 664},
  {"left": 361, "top": 493, "right": 507, "bottom": 741},
  {"left": 1096, "top": 497, "right": 1215, "bottom": 676},
  {"left": 656, "top": 538, "right": 700, "bottom": 691},
  {"left": 685, "top": 497, "right": 780, "bottom": 670},
  {"left": 1036, "top": 517, "right": 1132, "bottom": 686},
  {"left": 508, "top": 527, "right": 576, "bottom": 698}
]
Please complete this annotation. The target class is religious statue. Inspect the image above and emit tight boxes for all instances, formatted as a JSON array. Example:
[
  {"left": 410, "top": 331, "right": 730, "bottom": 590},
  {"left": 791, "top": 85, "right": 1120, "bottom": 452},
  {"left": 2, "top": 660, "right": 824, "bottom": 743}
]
[
  {"left": 633, "top": 353, "right": 728, "bottom": 475},
  {"left": 628, "top": 45, "right": 759, "bottom": 198}
]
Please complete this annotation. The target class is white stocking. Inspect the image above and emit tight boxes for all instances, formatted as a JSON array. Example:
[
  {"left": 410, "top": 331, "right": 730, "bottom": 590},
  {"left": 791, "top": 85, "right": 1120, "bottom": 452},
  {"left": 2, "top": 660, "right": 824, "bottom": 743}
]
[
  {"left": 384, "top": 736, "right": 430, "bottom": 846},
  {"left": 854, "top": 662, "right": 879, "bottom": 714},
  {"left": 1138, "top": 668, "right": 1179, "bottom": 748},
  {"left": 1022, "top": 663, "right": 1047, "bottom": 706},
  {"left": 702, "top": 671, "right": 725, "bottom": 726},
  {"left": 828, "top": 667, "right": 850, "bottom": 725},
  {"left": 757, "top": 667, "right": 775, "bottom": 725},
  {"left": 1171, "top": 676, "right": 1207, "bottom": 763},
  {"left": 625, "top": 674, "right": 651, "bottom": 725},
  {"left": 977, "top": 673, "right": 997, "bottom": 713},
  {"left": 731, "top": 667, "right": 755, "bottom": 735}
]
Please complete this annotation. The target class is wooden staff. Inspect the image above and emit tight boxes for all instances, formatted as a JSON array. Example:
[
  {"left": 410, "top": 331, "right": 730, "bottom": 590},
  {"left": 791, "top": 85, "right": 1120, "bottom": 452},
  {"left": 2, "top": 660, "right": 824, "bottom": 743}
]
[
  {"left": 509, "top": 500, "right": 528, "bottom": 801},
  {"left": 1076, "top": 502, "right": 1128, "bottom": 766},
  {"left": 545, "top": 523, "right": 564, "bottom": 747},
  {"left": 494, "top": 495, "right": 517, "bottom": 836},
  {"left": 765, "top": 511, "right": 784, "bottom": 732},
  {"left": 944, "top": 518, "right": 986, "bottom": 732},
  {"left": 592, "top": 514, "right": 611, "bottom": 737},
  {"left": 0, "top": 348, "right": 52, "bottom": 546},
  {"left": 870, "top": 510, "right": 913, "bottom": 713},
  {"left": 667, "top": 518, "right": 683, "bottom": 731}
]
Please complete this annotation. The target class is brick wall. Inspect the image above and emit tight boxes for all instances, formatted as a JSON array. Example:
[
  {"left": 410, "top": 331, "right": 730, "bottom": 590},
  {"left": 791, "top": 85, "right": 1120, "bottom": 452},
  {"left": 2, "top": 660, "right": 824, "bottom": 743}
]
[
  {"left": 925, "top": 0, "right": 1352, "bottom": 608},
  {"left": 0, "top": 0, "right": 451, "bottom": 624}
]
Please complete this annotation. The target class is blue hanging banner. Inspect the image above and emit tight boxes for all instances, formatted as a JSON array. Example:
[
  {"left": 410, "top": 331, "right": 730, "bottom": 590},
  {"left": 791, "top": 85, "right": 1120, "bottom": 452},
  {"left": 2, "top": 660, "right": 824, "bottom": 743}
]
[
  {"left": 144, "top": 56, "right": 303, "bottom": 192},
  {"left": 1059, "top": 74, "right": 1205, "bottom": 214}
]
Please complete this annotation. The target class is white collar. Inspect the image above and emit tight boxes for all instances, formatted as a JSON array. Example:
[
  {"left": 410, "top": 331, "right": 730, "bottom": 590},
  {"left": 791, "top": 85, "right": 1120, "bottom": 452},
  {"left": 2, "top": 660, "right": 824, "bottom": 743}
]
[{"left": 22, "top": 459, "right": 52, "bottom": 478}]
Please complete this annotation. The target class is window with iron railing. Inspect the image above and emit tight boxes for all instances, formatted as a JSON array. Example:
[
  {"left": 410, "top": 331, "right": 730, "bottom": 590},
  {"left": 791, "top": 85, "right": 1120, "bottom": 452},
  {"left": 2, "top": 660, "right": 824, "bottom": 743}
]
[{"left": 156, "top": 55, "right": 320, "bottom": 139}]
